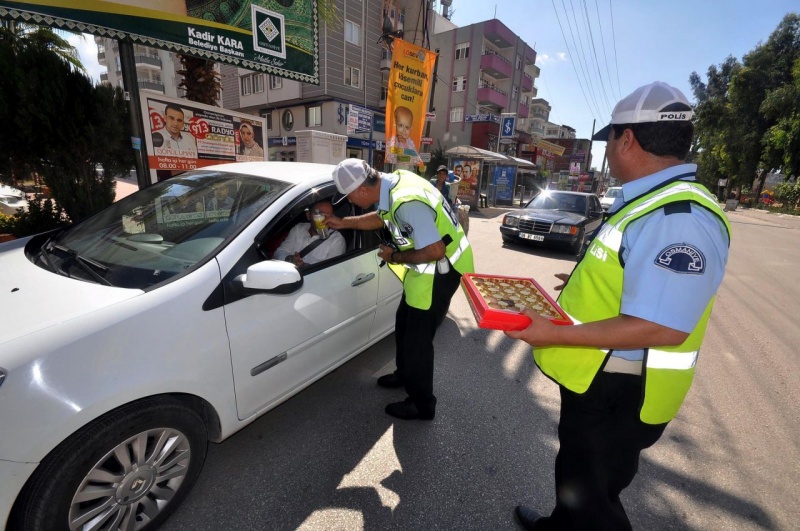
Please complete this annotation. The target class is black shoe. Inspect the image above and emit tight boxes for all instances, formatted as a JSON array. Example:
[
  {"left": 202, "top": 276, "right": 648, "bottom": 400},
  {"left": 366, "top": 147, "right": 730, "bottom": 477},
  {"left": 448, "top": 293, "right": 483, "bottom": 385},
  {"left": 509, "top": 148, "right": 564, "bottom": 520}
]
[
  {"left": 385, "top": 399, "right": 435, "bottom": 420},
  {"left": 514, "top": 505, "right": 543, "bottom": 530},
  {"left": 377, "top": 373, "right": 405, "bottom": 388}
]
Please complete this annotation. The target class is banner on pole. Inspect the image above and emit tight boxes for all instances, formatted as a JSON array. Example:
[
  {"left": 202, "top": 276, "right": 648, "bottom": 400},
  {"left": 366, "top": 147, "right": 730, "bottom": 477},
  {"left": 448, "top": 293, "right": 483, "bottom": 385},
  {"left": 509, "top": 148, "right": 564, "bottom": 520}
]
[{"left": 385, "top": 39, "right": 436, "bottom": 167}]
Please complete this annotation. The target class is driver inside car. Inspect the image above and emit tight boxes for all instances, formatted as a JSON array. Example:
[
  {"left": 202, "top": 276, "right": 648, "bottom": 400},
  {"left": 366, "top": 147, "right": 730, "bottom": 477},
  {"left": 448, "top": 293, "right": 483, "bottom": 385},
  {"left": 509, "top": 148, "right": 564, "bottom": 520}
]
[{"left": 272, "top": 200, "right": 346, "bottom": 268}]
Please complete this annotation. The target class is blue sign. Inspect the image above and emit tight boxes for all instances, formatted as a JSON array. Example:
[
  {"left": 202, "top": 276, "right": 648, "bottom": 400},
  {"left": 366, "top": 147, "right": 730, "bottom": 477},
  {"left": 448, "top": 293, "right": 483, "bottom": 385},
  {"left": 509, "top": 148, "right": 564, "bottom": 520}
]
[
  {"left": 492, "top": 165, "right": 517, "bottom": 203},
  {"left": 500, "top": 114, "right": 516, "bottom": 138},
  {"left": 267, "top": 136, "right": 296, "bottom": 147},
  {"left": 349, "top": 104, "right": 372, "bottom": 133},
  {"left": 465, "top": 113, "right": 500, "bottom": 123}
]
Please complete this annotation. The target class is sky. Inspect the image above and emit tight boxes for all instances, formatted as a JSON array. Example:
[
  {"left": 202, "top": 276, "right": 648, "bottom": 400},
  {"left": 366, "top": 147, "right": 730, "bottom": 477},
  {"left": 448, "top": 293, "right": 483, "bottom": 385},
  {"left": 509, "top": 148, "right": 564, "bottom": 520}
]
[
  {"left": 71, "top": 1, "right": 799, "bottom": 171},
  {"left": 451, "top": 0, "right": 799, "bottom": 171}
]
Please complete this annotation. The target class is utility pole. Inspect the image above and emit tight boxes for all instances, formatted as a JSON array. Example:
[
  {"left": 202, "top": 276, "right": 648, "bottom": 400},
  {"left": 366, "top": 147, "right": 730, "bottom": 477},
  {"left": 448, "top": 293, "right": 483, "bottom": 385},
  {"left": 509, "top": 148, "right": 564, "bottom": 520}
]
[{"left": 118, "top": 41, "right": 150, "bottom": 189}]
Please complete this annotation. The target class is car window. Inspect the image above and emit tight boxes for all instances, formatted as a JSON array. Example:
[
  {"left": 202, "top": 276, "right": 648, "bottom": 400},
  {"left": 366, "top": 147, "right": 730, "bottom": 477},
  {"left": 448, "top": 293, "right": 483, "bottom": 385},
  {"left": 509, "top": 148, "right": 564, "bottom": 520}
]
[{"left": 31, "top": 171, "right": 292, "bottom": 289}]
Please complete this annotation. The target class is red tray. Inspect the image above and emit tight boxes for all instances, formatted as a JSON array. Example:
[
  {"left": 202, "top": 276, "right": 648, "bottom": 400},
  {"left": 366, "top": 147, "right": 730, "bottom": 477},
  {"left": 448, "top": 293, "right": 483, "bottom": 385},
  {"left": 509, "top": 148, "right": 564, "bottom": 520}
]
[{"left": 461, "top": 273, "right": 573, "bottom": 331}]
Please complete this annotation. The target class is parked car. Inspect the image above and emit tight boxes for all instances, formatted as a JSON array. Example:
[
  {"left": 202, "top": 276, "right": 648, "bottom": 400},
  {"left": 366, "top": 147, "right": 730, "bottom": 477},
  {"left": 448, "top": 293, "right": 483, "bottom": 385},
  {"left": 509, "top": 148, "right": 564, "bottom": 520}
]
[
  {"left": 500, "top": 190, "right": 604, "bottom": 255},
  {"left": 0, "top": 184, "right": 28, "bottom": 216},
  {"left": 0, "top": 162, "right": 403, "bottom": 530},
  {"left": 599, "top": 186, "right": 622, "bottom": 211}
]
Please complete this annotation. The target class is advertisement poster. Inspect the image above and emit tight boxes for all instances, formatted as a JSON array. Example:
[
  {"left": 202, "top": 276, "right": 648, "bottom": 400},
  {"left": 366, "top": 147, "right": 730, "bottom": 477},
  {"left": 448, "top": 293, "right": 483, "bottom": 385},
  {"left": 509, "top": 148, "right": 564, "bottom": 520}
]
[
  {"left": 492, "top": 165, "right": 517, "bottom": 205},
  {"left": 142, "top": 94, "right": 266, "bottom": 183},
  {"left": 385, "top": 39, "right": 436, "bottom": 167},
  {"left": 452, "top": 159, "right": 481, "bottom": 206},
  {"left": 0, "top": 0, "right": 319, "bottom": 83}
]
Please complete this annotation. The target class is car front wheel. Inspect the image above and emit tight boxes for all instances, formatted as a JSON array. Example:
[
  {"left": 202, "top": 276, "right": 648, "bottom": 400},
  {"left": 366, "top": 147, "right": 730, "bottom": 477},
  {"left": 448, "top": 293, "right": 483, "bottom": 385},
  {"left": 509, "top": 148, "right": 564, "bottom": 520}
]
[{"left": 10, "top": 397, "right": 208, "bottom": 531}]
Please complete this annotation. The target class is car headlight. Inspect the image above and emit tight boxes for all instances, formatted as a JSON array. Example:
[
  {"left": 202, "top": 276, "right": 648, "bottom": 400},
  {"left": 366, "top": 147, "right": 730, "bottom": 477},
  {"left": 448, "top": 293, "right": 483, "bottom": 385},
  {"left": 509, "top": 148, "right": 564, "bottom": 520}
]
[
  {"left": 552, "top": 224, "right": 578, "bottom": 235},
  {"left": 503, "top": 215, "right": 519, "bottom": 227}
]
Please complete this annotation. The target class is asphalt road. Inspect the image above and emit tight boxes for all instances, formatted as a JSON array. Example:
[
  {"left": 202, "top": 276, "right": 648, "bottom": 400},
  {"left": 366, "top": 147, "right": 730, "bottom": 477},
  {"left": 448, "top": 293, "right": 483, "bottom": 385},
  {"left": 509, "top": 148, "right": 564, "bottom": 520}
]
[{"left": 163, "top": 205, "right": 800, "bottom": 531}]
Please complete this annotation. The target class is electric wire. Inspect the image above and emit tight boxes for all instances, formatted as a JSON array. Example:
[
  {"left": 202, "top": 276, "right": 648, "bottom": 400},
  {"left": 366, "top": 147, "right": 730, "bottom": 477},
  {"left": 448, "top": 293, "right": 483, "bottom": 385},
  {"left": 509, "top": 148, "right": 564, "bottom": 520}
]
[
  {"left": 565, "top": 0, "right": 608, "bottom": 117},
  {"left": 594, "top": 0, "right": 621, "bottom": 100},
  {"left": 609, "top": 0, "right": 622, "bottom": 99},
  {"left": 581, "top": 0, "right": 614, "bottom": 115}
]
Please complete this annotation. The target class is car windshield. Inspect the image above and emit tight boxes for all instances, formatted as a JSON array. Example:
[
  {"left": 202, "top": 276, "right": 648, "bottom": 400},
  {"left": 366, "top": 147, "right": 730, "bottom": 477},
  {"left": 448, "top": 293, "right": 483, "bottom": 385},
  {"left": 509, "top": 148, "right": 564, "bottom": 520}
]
[
  {"left": 605, "top": 188, "right": 622, "bottom": 198},
  {"left": 31, "top": 170, "right": 292, "bottom": 289},
  {"left": 527, "top": 192, "right": 586, "bottom": 215}
]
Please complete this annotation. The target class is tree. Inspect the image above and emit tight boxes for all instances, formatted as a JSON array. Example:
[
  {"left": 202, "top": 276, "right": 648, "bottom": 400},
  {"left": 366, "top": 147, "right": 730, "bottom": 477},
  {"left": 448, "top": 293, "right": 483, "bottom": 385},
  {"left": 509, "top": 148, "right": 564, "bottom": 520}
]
[
  {"left": 0, "top": 24, "right": 83, "bottom": 182},
  {"left": 2, "top": 23, "right": 134, "bottom": 224}
]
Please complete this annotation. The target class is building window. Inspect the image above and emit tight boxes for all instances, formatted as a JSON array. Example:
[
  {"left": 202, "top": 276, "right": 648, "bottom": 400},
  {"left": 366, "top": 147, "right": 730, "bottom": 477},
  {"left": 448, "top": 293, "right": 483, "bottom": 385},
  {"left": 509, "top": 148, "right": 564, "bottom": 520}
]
[
  {"left": 268, "top": 75, "right": 281, "bottom": 90},
  {"left": 240, "top": 75, "right": 252, "bottom": 96},
  {"left": 263, "top": 111, "right": 273, "bottom": 131},
  {"left": 455, "top": 42, "right": 470, "bottom": 60},
  {"left": 252, "top": 74, "right": 264, "bottom": 93},
  {"left": 452, "top": 75, "right": 466, "bottom": 92},
  {"left": 345, "top": 20, "right": 361, "bottom": 45},
  {"left": 345, "top": 66, "right": 361, "bottom": 88},
  {"left": 450, "top": 106, "right": 464, "bottom": 122},
  {"left": 516, "top": 54, "right": 522, "bottom": 70},
  {"left": 282, "top": 109, "right": 294, "bottom": 131},
  {"left": 380, "top": 85, "right": 389, "bottom": 101},
  {"left": 512, "top": 85, "right": 519, "bottom": 100},
  {"left": 307, "top": 105, "right": 322, "bottom": 127}
]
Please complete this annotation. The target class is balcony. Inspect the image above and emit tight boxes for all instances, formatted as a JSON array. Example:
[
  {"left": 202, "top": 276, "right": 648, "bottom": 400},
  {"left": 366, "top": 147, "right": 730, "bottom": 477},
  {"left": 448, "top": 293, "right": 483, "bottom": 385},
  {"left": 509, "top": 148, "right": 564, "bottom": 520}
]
[
  {"left": 518, "top": 101, "right": 530, "bottom": 118},
  {"left": 100, "top": 72, "right": 108, "bottom": 83},
  {"left": 522, "top": 73, "right": 533, "bottom": 92},
  {"left": 527, "top": 64, "right": 541, "bottom": 79},
  {"left": 380, "top": 58, "right": 391, "bottom": 70},
  {"left": 483, "top": 19, "right": 516, "bottom": 48},
  {"left": 138, "top": 80, "right": 165, "bottom": 93},
  {"left": 524, "top": 44, "right": 537, "bottom": 65},
  {"left": 480, "top": 51, "right": 512, "bottom": 79},
  {"left": 135, "top": 54, "right": 162, "bottom": 69},
  {"left": 97, "top": 51, "right": 105, "bottom": 61},
  {"left": 477, "top": 83, "right": 508, "bottom": 109}
]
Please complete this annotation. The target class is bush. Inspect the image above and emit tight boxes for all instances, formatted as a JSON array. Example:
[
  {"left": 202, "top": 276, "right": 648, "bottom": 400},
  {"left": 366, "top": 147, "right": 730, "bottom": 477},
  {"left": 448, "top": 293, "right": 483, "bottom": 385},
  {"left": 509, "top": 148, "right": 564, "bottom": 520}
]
[
  {"left": 774, "top": 181, "right": 800, "bottom": 208},
  {"left": 0, "top": 195, "right": 69, "bottom": 238}
]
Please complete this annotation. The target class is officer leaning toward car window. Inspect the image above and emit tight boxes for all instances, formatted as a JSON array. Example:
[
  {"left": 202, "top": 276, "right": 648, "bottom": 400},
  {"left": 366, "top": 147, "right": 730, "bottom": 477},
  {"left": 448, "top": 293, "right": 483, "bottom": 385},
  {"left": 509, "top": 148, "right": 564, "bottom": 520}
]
[
  {"left": 506, "top": 82, "right": 731, "bottom": 530},
  {"left": 325, "top": 159, "right": 474, "bottom": 421}
]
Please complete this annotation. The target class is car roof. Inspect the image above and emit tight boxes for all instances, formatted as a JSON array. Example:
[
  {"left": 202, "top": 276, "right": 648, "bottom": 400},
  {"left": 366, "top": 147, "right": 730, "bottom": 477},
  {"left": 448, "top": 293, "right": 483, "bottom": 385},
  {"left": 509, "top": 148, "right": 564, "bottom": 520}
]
[{"left": 202, "top": 161, "right": 337, "bottom": 187}]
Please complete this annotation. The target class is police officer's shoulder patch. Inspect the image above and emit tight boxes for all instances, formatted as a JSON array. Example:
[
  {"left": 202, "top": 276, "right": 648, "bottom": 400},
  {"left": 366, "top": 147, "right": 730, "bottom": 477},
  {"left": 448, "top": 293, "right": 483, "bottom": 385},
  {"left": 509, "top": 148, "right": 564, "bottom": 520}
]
[{"left": 654, "top": 244, "right": 706, "bottom": 274}]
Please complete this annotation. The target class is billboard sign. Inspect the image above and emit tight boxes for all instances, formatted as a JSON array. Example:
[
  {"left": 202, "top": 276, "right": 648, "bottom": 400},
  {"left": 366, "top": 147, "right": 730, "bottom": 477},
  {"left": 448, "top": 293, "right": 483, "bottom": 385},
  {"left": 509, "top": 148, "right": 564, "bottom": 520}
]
[
  {"left": 143, "top": 94, "right": 266, "bottom": 184},
  {"left": 347, "top": 104, "right": 372, "bottom": 135},
  {"left": 0, "top": 0, "right": 320, "bottom": 83}
]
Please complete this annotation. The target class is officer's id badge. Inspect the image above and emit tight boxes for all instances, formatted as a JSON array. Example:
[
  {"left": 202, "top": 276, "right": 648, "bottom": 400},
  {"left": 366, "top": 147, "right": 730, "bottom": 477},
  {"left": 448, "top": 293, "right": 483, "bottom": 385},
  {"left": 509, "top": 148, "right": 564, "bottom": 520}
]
[{"left": 655, "top": 244, "right": 705, "bottom": 274}]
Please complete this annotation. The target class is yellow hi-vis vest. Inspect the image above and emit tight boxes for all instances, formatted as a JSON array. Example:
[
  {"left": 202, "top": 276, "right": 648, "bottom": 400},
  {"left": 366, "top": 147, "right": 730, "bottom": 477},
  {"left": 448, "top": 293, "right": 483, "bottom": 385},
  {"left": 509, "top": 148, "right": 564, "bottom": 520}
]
[
  {"left": 379, "top": 170, "right": 474, "bottom": 310},
  {"left": 534, "top": 180, "right": 731, "bottom": 424}
]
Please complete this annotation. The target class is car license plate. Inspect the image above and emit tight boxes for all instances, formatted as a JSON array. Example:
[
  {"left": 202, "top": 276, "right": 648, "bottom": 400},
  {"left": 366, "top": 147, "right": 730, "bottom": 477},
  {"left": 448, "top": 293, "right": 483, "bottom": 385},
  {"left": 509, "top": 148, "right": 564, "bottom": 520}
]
[{"left": 520, "top": 232, "right": 544, "bottom": 241}]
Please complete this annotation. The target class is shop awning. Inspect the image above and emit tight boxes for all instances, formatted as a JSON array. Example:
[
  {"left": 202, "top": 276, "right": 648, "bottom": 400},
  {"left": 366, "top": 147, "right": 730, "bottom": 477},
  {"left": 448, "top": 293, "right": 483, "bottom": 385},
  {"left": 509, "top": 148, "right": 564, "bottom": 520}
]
[{"left": 445, "top": 145, "right": 513, "bottom": 162}]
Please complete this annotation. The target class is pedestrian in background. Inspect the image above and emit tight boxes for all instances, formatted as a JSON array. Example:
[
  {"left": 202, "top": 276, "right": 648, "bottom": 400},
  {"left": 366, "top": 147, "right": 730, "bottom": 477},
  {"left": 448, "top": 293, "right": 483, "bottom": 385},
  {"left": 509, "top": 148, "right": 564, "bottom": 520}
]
[
  {"left": 508, "top": 81, "right": 731, "bottom": 530},
  {"left": 326, "top": 159, "right": 473, "bottom": 420}
]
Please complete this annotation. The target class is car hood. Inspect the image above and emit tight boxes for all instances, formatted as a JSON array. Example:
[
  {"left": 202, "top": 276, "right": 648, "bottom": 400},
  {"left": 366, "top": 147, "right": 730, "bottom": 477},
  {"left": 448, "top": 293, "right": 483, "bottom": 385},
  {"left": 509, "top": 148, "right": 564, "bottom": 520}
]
[
  {"left": 0, "top": 238, "right": 142, "bottom": 345},
  {"left": 509, "top": 208, "right": 586, "bottom": 224}
]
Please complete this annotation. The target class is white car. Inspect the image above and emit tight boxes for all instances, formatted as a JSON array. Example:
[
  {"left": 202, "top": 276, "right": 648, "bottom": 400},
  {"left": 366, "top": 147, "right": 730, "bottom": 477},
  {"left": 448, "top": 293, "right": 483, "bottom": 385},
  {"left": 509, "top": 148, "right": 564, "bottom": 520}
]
[
  {"left": 0, "top": 184, "right": 28, "bottom": 216},
  {"left": 599, "top": 186, "right": 622, "bottom": 211},
  {"left": 0, "top": 162, "right": 402, "bottom": 530}
]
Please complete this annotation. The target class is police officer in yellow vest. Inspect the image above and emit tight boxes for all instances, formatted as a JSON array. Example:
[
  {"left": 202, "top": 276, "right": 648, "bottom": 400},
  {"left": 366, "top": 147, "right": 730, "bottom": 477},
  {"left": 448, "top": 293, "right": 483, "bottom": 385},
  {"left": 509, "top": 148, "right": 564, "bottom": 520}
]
[
  {"left": 509, "top": 82, "right": 731, "bottom": 530},
  {"left": 327, "top": 159, "right": 474, "bottom": 420}
]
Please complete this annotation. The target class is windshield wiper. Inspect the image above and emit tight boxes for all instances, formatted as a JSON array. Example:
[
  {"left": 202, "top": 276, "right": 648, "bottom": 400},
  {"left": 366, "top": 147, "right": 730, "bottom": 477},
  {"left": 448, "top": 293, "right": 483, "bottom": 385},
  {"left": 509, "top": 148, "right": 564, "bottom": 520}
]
[
  {"left": 36, "top": 238, "right": 68, "bottom": 276},
  {"left": 51, "top": 243, "right": 115, "bottom": 286}
]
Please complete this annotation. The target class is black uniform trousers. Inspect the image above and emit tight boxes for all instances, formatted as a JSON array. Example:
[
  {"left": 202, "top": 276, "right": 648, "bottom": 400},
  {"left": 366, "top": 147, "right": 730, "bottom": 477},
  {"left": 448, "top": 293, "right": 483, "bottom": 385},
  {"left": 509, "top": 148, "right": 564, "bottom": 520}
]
[
  {"left": 393, "top": 264, "right": 462, "bottom": 411},
  {"left": 537, "top": 371, "right": 668, "bottom": 531}
]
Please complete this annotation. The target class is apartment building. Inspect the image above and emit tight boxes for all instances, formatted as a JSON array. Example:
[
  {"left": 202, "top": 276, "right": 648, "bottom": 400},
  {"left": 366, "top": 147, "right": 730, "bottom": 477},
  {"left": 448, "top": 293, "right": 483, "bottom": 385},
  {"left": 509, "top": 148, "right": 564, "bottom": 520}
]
[
  {"left": 427, "top": 18, "right": 539, "bottom": 158},
  {"left": 95, "top": 37, "right": 183, "bottom": 98},
  {"left": 529, "top": 98, "right": 551, "bottom": 140}
]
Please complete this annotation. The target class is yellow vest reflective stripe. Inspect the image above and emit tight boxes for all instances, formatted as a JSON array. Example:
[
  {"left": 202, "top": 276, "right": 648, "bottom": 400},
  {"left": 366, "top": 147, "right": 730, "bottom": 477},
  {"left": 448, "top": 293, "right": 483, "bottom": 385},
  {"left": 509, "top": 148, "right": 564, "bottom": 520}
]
[
  {"left": 380, "top": 170, "right": 474, "bottom": 309},
  {"left": 534, "top": 180, "right": 731, "bottom": 424}
]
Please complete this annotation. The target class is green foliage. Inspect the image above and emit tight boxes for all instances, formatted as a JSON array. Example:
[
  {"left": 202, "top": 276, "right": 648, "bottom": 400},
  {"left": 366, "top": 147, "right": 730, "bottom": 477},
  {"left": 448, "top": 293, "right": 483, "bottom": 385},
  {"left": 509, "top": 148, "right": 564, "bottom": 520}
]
[
  {"left": 0, "top": 195, "right": 69, "bottom": 238},
  {"left": 1, "top": 24, "right": 134, "bottom": 224},
  {"left": 691, "top": 13, "right": 800, "bottom": 198},
  {"left": 774, "top": 180, "right": 800, "bottom": 206}
]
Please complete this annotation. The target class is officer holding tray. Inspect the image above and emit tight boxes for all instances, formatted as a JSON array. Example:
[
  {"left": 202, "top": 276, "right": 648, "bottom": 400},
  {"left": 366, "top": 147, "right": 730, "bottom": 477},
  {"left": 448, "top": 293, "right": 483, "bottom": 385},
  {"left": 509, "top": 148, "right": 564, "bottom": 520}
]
[{"left": 507, "top": 82, "right": 731, "bottom": 530}]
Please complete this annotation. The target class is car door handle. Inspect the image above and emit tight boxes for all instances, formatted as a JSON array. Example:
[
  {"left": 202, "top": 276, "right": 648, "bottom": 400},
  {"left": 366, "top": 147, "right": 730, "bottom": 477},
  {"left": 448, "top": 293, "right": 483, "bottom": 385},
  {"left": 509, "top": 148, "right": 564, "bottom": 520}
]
[{"left": 351, "top": 272, "right": 375, "bottom": 286}]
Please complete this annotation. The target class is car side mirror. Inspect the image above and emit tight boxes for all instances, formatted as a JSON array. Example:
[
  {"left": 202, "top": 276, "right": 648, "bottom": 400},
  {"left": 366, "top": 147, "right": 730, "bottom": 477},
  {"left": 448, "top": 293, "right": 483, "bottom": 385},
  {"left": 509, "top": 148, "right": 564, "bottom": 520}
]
[
  {"left": 235, "top": 260, "right": 303, "bottom": 293},
  {"left": 590, "top": 210, "right": 604, "bottom": 218}
]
